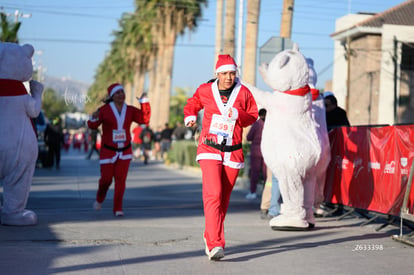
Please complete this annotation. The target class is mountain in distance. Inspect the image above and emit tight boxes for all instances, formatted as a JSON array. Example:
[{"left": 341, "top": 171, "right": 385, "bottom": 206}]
[{"left": 42, "top": 75, "right": 90, "bottom": 111}]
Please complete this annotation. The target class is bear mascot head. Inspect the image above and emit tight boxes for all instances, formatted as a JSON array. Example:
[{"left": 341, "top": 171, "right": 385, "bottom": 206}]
[
  {"left": 259, "top": 43, "right": 309, "bottom": 93},
  {"left": 243, "top": 43, "right": 322, "bottom": 230},
  {"left": 0, "top": 42, "right": 43, "bottom": 226}
]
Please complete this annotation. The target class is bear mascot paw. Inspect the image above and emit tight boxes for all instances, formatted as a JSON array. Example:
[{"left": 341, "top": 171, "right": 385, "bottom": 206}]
[
  {"left": 243, "top": 44, "right": 322, "bottom": 231},
  {"left": 0, "top": 42, "right": 44, "bottom": 226}
]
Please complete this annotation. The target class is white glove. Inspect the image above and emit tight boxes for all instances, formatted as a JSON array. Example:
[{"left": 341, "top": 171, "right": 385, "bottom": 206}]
[{"left": 137, "top": 92, "right": 149, "bottom": 103}]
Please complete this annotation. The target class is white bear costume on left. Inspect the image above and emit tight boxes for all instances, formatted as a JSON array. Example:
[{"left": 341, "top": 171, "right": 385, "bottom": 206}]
[
  {"left": 244, "top": 44, "right": 321, "bottom": 230},
  {"left": 0, "top": 42, "right": 43, "bottom": 226}
]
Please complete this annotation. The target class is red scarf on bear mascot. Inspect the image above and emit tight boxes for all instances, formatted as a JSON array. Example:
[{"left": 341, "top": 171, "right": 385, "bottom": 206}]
[
  {"left": 0, "top": 79, "right": 28, "bottom": 96},
  {"left": 0, "top": 79, "right": 37, "bottom": 134}
]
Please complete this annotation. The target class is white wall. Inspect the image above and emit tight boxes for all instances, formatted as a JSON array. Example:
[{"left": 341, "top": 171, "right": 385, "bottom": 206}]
[{"left": 332, "top": 14, "right": 373, "bottom": 109}]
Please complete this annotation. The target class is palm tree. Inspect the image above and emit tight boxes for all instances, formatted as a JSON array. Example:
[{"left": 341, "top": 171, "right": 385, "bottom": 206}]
[
  {"left": 223, "top": 0, "right": 236, "bottom": 57},
  {"left": 0, "top": 13, "right": 21, "bottom": 42},
  {"left": 85, "top": 44, "right": 125, "bottom": 113},
  {"left": 86, "top": 11, "right": 153, "bottom": 111},
  {"left": 214, "top": 0, "right": 224, "bottom": 72},
  {"left": 112, "top": 16, "right": 135, "bottom": 105},
  {"left": 87, "top": 1, "right": 208, "bottom": 128},
  {"left": 139, "top": 0, "right": 207, "bottom": 128},
  {"left": 242, "top": 0, "right": 261, "bottom": 85},
  {"left": 116, "top": 12, "right": 152, "bottom": 105}
]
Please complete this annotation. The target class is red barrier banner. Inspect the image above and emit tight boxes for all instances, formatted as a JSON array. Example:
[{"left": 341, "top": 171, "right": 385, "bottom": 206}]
[
  {"left": 324, "top": 125, "right": 414, "bottom": 216},
  {"left": 395, "top": 125, "right": 414, "bottom": 215}
]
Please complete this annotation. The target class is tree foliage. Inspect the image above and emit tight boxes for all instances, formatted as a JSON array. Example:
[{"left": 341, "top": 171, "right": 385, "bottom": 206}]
[
  {"left": 169, "top": 87, "right": 192, "bottom": 126},
  {"left": 42, "top": 88, "right": 74, "bottom": 120},
  {"left": 0, "top": 13, "right": 21, "bottom": 43},
  {"left": 85, "top": 0, "right": 208, "bottom": 127}
]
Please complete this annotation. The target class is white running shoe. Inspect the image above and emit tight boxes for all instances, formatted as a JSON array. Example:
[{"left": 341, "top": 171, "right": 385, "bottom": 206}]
[
  {"left": 314, "top": 207, "right": 327, "bottom": 217},
  {"left": 208, "top": 246, "right": 224, "bottom": 261},
  {"left": 93, "top": 201, "right": 102, "bottom": 211},
  {"left": 203, "top": 237, "right": 209, "bottom": 256},
  {"left": 115, "top": 211, "right": 124, "bottom": 217},
  {"left": 245, "top": 192, "right": 257, "bottom": 200}
]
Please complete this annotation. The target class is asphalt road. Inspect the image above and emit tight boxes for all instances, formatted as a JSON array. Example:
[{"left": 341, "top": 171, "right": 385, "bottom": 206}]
[{"left": 1, "top": 149, "right": 414, "bottom": 275}]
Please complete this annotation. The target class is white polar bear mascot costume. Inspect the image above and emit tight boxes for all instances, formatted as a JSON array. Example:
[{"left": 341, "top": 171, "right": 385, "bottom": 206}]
[
  {"left": 307, "top": 58, "right": 331, "bottom": 217},
  {"left": 0, "top": 42, "right": 43, "bottom": 226},
  {"left": 244, "top": 44, "right": 321, "bottom": 230}
]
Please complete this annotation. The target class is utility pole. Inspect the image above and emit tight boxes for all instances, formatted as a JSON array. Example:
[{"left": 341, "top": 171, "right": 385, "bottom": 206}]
[
  {"left": 34, "top": 50, "right": 46, "bottom": 82},
  {"left": 1, "top": 9, "right": 32, "bottom": 22},
  {"left": 345, "top": 36, "right": 351, "bottom": 111},
  {"left": 214, "top": 0, "right": 224, "bottom": 73},
  {"left": 280, "top": 0, "right": 294, "bottom": 38},
  {"left": 393, "top": 36, "right": 398, "bottom": 124},
  {"left": 236, "top": 0, "right": 244, "bottom": 72},
  {"left": 367, "top": 71, "right": 374, "bottom": 125},
  {"left": 279, "top": 0, "right": 294, "bottom": 55}
]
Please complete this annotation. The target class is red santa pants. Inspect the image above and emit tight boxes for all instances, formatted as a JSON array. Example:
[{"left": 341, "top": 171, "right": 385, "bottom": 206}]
[
  {"left": 199, "top": 159, "right": 239, "bottom": 250},
  {"left": 96, "top": 159, "right": 131, "bottom": 213}
]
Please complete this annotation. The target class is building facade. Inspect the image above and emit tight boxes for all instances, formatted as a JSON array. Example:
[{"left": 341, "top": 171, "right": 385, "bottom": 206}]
[{"left": 331, "top": 1, "right": 414, "bottom": 126}]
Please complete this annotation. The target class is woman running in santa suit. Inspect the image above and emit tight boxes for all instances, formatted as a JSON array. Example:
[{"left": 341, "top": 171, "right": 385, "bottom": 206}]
[
  {"left": 88, "top": 83, "right": 151, "bottom": 217},
  {"left": 184, "top": 55, "right": 258, "bottom": 260}
]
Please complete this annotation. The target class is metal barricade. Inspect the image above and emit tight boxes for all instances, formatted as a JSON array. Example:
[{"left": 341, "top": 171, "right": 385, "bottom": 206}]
[{"left": 392, "top": 161, "right": 414, "bottom": 246}]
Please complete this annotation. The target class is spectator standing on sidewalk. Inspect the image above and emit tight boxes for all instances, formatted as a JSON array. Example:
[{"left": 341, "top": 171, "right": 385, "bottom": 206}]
[
  {"left": 172, "top": 121, "right": 187, "bottom": 141},
  {"left": 62, "top": 129, "right": 71, "bottom": 152},
  {"left": 83, "top": 128, "right": 89, "bottom": 153},
  {"left": 160, "top": 123, "right": 173, "bottom": 160},
  {"left": 323, "top": 91, "right": 350, "bottom": 131},
  {"left": 152, "top": 126, "right": 163, "bottom": 160},
  {"left": 323, "top": 91, "right": 349, "bottom": 216},
  {"left": 132, "top": 124, "right": 143, "bottom": 159},
  {"left": 88, "top": 83, "right": 150, "bottom": 217},
  {"left": 184, "top": 54, "right": 258, "bottom": 261},
  {"left": 246, "top": 108, "right": 267, "bottom": 200},
  {"left": 139, "top": 124, "right": 154, "bottom": 164},
  {"left": 260, "top": 167, "right": 281, "bottom": 220},
  {"left": 44, "top": 117, "right": 64, "bottom": 169},
  {"left": 86, "top": 128, "right": 100, "bottom": 159}
]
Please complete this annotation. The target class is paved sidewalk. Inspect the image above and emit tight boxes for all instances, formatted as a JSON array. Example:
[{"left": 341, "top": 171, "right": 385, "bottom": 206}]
[{"left": 1, "top": 150, "right": 414, "bottom": 275}]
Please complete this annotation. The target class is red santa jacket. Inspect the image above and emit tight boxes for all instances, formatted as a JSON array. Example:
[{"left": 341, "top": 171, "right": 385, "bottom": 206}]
[
  {"left": 184, "top": 79, "right": 258, "bottom": 169},
  {"left": 88, "top": 101, "right": 150, "bottom": 164}
]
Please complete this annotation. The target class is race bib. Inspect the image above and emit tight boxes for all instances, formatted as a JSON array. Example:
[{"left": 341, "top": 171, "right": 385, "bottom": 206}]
[
  {"left": 112, "top": 129, "right": 126, "bottom": 142},
  {"left": 209, "top": 114, "right": 235, "bottom": 138}
]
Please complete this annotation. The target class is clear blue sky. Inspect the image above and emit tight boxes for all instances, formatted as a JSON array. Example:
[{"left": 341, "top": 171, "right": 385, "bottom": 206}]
[{"left": 2, "top": 0, "right": 405, "bottom": 93}]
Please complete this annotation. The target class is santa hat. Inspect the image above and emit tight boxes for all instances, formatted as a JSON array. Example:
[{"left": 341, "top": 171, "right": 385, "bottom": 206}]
[
  {"left": 107, "top": 83, "right": 124, "bottom": 98},
  {"left": 215, "top": 54, "right": 237, "bottom": 74}
]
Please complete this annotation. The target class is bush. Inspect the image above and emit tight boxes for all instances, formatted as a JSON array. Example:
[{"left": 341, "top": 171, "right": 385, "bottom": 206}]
[
  {"left": 166, "top": 140, "right": 251, "bottom": 179},
  {"left": 166, "top": 140, "right": 198, "bottom": 167}
]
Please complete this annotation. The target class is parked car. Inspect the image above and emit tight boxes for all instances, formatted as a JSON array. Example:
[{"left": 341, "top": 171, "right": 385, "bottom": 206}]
[{"left": 33, "top": 111, "right": 52, "bottom": 168}]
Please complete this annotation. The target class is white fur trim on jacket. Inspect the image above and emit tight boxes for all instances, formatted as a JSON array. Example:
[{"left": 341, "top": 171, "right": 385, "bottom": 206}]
[
  {"left": 99, "top": 152, "right": 133, "bottom": 164},
  {"left": 196, "top": 153, "right": 222, "bottom": 162},
  {"left": 224, "top": 159, "right": 244, "bottom": 169},
  {"left": 139, "top": 97, "right": 149, "bottom": 103},
  {"left": 185, "top": 115, "right": 197, "bottom": 126},
  {"left": 109, "top": 102, "right": 127, "bottom": 148},
  {"left": 196, "top": 152, "right": 245, "bottom": 169}
]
